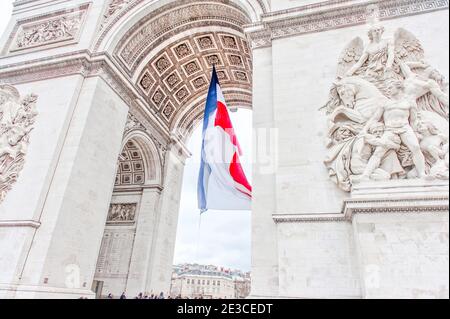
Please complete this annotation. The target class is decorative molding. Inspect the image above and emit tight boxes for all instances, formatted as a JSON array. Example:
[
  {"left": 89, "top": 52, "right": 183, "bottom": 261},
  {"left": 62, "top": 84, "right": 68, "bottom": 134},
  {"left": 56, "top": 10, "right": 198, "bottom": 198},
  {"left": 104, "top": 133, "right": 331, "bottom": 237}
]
[
  {"left": 343, "top": 196, "right": 449, "bottom": 214},
  {"left": 124, "top": 113, "right": 145, "bottom": 133},
  {"left": 2, "top": 3, "right": 90, "bottom": 55},
  {"left": 0, "top": 51, "right": 170, "bottom": 142},
  {"left": 273, "top": 213, "right": 348, "bottom": 223},
  {"left": 273, "top": 204, "right": 449, "bottom": 223},
  {"left": 114, "top": 1, "right": 250, "bottom": 74},
  {"left": 101, "top": 0, "right": 131, "bottom": 30},
  {"left": 123, "top": 113, "right": 169, "bottom": 168},
  {"left": 0, "top": 220, "right": 41, "bottom": 228},
  {"left": 274, "top": 186, "right": 449, "bottom": 223},
  {"left": 95, "top": 0, "right": 266, "bottom": 51},
  {"left": 246, "top": 0, "right": 449, "bottom": 48}
]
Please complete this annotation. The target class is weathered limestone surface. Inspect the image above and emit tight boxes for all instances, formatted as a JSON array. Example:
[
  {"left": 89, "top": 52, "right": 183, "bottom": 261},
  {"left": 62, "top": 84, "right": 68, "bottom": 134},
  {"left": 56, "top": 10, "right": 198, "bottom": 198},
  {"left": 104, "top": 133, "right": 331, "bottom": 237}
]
[
  {"left": 248, "top": 2, "right": 449, "bottom": 299},
  {"left": 0, "top": 0, "right": 448, "bottom": 299}
]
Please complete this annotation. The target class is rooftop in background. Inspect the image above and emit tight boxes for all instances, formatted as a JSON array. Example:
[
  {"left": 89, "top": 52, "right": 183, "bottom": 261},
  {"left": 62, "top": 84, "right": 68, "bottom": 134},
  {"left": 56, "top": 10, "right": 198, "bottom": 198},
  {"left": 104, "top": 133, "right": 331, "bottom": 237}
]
[{"left": 173, "top": 263, "right": 251, "bottom": 280}]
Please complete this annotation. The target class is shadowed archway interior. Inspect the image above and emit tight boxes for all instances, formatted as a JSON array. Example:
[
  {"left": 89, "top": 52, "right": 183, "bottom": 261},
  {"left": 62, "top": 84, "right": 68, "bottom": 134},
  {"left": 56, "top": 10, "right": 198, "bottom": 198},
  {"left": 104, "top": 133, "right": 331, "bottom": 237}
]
[{"left": 92, "top": 0, "right": 255, "bottom": 298}]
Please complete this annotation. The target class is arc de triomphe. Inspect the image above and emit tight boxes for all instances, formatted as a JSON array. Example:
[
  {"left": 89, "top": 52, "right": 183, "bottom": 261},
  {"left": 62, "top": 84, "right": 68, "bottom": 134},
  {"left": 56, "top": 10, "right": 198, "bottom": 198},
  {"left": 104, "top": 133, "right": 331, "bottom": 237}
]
[{"left": 0, "top": 0, "right": 448, "bottom": 299}]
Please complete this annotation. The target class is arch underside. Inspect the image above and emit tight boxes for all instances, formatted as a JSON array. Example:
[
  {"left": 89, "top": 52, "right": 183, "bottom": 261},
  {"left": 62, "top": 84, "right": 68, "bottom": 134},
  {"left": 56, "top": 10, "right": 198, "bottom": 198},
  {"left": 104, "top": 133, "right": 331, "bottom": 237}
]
[
  {"left": 114, "top": 131, "right": 163, "bottom": 189},
  {"left": 104, "top": 0, "right": 254, "bottom": 140},
  {"left": 115, "top": 140, "right": 147, "bottom": 187}
]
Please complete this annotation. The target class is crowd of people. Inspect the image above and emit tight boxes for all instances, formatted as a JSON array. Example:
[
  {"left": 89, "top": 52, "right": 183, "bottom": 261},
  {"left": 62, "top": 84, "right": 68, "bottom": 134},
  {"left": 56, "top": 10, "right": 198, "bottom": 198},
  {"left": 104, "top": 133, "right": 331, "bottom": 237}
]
[{"left": 105, "top": 292, "right": 202, "bottom": 299}]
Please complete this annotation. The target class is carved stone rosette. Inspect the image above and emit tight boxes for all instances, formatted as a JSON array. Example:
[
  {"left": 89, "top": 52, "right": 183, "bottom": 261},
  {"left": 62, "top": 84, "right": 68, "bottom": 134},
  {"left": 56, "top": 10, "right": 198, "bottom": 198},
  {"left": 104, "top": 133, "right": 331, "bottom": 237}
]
[
  {"left": 323, "top": 26, "right": 449, "bottom": 192},
  {"left": 0, "top": 85, "right": 38, "bottom": 203}
]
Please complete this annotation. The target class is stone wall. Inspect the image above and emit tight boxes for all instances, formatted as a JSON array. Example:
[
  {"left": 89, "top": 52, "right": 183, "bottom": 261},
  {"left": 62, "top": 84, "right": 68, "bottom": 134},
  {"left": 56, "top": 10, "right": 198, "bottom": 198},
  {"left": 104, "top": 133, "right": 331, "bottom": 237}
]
[
  {"left": 354, "top": 212, "right": 449, "bottom": 299},
  {"left": 249, "top": 2, "right": 449, "bottom": 298}
]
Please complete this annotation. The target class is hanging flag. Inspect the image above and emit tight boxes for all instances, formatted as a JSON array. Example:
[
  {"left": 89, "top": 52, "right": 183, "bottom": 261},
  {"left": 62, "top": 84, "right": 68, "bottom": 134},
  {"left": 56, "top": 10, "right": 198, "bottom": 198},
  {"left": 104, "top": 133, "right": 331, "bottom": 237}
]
[{"left": 197, "top": 66, "right": 252, "bottom": 212}]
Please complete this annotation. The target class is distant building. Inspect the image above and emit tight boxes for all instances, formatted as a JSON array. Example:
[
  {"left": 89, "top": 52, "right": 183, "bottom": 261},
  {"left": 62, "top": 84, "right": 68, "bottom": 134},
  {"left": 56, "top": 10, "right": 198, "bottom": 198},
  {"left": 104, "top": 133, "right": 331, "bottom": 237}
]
[{"left": 170, "top": 264, "right": 250, "bottom": 299}]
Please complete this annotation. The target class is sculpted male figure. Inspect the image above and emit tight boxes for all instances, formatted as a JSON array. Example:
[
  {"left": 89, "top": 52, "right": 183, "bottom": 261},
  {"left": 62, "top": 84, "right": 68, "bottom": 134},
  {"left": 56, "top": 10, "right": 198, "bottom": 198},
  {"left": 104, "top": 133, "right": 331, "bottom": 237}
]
[
  {"left": 353, "top": 122, "right": 402, "bottom": 181},
  {"left": 399, "top": 61, "right": 449, "bottom": 111},
  {"left": 363, "top": 80, "right": 427, "bottom": 178}
]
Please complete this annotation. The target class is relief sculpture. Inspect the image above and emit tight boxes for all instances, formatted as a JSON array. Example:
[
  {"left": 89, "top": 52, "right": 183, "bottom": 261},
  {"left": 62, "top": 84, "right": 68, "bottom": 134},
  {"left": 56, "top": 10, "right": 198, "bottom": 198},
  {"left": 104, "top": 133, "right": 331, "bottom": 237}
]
[
  {"left": 323, "top": 26, "right": 449, "bottom": 191},
  {"left": 0, "top": 85, "right": 38, "bottom": 203},
  {"left": 107, "top": 203, "right": 137, "bottom": 222}
]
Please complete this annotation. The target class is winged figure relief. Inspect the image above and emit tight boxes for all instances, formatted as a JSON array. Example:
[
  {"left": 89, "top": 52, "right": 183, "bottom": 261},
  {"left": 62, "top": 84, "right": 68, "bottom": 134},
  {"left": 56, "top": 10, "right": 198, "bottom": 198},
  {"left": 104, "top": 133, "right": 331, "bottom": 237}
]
[{"left": 322, "top": 26, "right": 449, "bottom": 192}]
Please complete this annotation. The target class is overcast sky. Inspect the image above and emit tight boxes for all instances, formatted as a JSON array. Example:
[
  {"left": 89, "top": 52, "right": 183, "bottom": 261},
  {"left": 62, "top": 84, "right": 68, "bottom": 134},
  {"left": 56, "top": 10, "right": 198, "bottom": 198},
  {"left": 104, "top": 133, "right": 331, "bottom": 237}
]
[
  {"left": 0, "top": 0, "right": 252, "bottom": 272},
  {"left": 174, "top": 111, "right": 252, "bottom": 272}
]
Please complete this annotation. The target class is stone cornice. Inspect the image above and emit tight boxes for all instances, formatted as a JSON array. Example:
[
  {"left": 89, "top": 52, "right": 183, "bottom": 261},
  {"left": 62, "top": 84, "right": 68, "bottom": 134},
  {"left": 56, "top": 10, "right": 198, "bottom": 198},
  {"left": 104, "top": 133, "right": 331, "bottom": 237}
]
[
  {"left": 343, "top": 196, "right": 449, "bottom": 215},
  {"left": 245, "top": 0, "right": 449, "bottom": 48},
  {"left": 273, "top": 213, "right": 347, "bottom": 223},
  {"left": 0, "top": 50, "right": 173, "bottom": 145},
  {"left": 273, "top": 195, "right": 449, "bottom": 223}
]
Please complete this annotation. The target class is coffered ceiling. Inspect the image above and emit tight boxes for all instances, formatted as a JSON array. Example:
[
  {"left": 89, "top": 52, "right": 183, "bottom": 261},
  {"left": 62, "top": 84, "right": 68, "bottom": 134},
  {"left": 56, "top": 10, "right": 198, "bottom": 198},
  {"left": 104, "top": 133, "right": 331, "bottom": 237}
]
[{"left": 135, "top": 31, "right": 252, "bottom": 132}]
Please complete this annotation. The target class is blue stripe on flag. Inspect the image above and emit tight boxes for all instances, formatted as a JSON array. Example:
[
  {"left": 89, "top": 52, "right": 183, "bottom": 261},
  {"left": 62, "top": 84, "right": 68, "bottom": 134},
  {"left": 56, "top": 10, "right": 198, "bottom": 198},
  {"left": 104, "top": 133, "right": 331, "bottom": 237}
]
[{"left": 197, "top": 67, "right": 220, "bottom": 212}]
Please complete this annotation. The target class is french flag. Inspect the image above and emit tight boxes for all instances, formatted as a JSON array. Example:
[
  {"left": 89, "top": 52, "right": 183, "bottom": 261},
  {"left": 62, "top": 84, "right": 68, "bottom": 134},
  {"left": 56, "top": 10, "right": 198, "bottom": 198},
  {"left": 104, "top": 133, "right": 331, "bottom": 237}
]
[{"left": 197, "top": 67, "right": 252, "bottom": 212}]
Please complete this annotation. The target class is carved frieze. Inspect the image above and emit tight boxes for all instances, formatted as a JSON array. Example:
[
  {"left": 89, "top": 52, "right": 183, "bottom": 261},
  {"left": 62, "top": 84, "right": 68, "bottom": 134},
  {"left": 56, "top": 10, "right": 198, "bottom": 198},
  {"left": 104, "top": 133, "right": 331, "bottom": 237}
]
[
  {"left": 6, "top": 4, "right": 89, "bottom": 54},
  {"left": 0, "top": 85, "right": 38, "bottom": 203},
  {"left": 107, "top": 203, "right": 137, "bottom": 222},
  {"left": 246, "top": 0, "right": 449, "bottom": 49}
]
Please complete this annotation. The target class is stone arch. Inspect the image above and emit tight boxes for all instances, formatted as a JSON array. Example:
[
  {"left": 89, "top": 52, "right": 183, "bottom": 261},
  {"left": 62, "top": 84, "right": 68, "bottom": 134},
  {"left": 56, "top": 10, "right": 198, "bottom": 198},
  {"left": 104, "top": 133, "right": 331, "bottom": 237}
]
[
  {"left": 94, "top": 0, "right": 267, "bottom": 53},
  {"left": 120, "top": 130, "right": 164, "bottom": 186},
  {"left": 97, "top": 0, "right": 254, "bottom": 142},
  {"left": 92, "top": 0, "right": 255, "bottom": 298},
  {"left": 114, "top": 139, "right": 147, "bottom": 187}
]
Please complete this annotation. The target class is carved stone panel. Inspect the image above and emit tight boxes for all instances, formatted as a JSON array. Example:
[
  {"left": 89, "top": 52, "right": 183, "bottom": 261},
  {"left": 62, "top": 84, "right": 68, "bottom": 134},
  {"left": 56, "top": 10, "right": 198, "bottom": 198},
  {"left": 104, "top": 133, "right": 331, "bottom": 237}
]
[
  {"left": 5, "top": 4, "right": 89, "bottom": 54},
  {"left": 322, "top": 26, "right": 449, "bottom": 192},
  {"left": 107, "top": 203, "right": 137, "bottom": 222},
  {"left": 0, "top": 85, "right": 38, "bottom": 203}
]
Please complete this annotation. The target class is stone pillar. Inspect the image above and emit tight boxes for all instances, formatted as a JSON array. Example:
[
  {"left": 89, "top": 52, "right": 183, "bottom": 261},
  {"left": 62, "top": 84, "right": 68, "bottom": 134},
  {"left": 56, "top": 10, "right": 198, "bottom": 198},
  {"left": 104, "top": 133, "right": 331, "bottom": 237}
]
[
  {"left": 250, "top": 45, "right": 280, "bottom": 298},
  {"left": 144, "top": 145, "right": 188, "bottom": 296},
  {"left": 125, "top": 187, "right": 162, "bottom": 296},
  {"left": 0, "top": 76, "right": 128, "bottom": 298}
]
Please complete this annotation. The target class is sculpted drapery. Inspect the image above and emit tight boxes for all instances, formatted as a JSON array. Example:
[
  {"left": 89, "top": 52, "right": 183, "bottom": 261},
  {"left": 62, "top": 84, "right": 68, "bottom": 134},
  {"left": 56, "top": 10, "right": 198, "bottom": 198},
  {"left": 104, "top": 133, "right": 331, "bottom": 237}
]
[
  {"left": 323, "top": 26, "right": 449, "bottom": 192},
  {"left": 0, "top": 85, "right": 38, "bottom": 202}
]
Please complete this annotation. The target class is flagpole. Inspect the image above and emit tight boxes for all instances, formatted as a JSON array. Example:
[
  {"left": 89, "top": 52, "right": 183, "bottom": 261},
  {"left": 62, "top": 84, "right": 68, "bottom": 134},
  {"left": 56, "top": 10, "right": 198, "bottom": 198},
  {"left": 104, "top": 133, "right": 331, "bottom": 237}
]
[{"left": 195, "top": 212, "right": 203, "bottom": 261}]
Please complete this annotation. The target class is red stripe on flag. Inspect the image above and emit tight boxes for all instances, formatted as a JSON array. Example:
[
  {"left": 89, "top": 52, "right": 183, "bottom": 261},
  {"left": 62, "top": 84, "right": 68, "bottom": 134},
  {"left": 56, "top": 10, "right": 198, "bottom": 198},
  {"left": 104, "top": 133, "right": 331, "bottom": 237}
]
[
  {"left": 230, "top": 152, "right": 252, "bottom": 196},
  {"left": 215, "top": 101, "right": 243, "bottom": 155}
]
